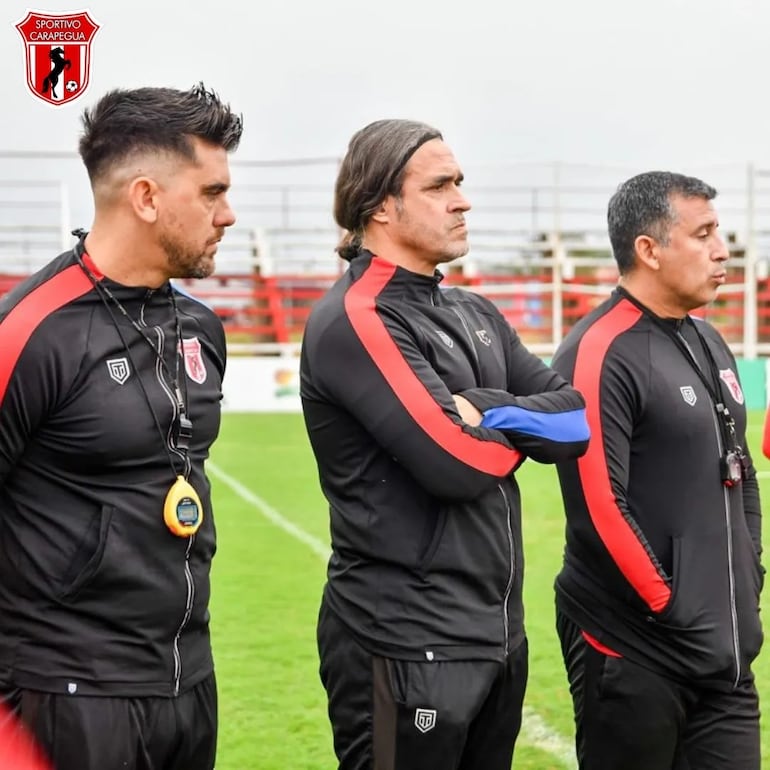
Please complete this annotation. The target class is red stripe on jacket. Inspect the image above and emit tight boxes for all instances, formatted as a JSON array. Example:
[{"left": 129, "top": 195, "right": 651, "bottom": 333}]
[
  {"left": 344, "top": 256, "right": 522, "bottom": 476},
  {"left": 0, "top": 264, "right": 95, "bottom": 406},
  {"left": 573, "top": 299, "right": 671, "bottom": 612}
]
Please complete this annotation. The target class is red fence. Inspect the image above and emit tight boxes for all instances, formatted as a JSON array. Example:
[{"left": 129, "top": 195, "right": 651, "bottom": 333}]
[{"left": 0, "top": 271, "right": 760, "bottom": 350}]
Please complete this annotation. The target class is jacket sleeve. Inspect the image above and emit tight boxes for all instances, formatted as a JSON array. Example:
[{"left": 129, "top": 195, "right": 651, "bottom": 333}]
[
  {"left": 0, "top": 328, "right": 61, "bottom": 487},
  {"left": 741, "top": 462, "right": 762, "bottom": 559},
  {"left": 458, "top": 322, "right": 589, "bottom": 463},
  {"left": 553, "top": 336, "right": 673, "bottom": 614},
  {"left": 716, "top": 335, "right": 762, "bottom": 559},
  {"left": 0, "top": 262, "right": 95, "bottom": 487},
  {"left": 301, "top": 311, "right": 523, "bottom": 501}
]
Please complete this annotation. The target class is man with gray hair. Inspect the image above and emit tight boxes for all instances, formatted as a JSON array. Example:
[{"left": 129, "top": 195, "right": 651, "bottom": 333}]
[
  {"left": 552, "top": 171, "right": 763, "bottom": 769},
  {"left": 300, "top": 119, "right": 590, "bottom": 769}
]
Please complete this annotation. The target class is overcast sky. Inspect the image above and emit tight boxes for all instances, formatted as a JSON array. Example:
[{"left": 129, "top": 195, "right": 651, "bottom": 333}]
[
  {"left": 2, "top": 0, "right": 770, "bottom": 237},
  {"left": 2, "top": 0, "right": 769, "bottom": 167}
]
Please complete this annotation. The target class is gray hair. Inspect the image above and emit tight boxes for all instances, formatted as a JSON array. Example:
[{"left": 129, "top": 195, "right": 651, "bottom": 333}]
[{"left": 608, "top": 171, "right": 717, "bottom": 274}]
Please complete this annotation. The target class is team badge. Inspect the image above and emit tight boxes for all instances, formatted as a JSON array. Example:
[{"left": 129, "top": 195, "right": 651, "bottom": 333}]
[
  {"left": 719, "top": 368, "right": 744, "bottom": 405},
  {"left": 15, "top": 10, "right": 100, "bottom": 106},
  {"left": 475, "top": 329, "right": 492, "bottom": 346},
  {"left": 414, "top": 708, "right": 437, "bottom": 734},
  {"left": 436, "top": 330, "right": 454, "bottom": 348},
  {"left": 106, "top": 357, "right": 130, "bottom": 385},
  {"left": 679, "top": 386, "right": 697, "bottom": 406},
  {"left": 180, "top": 337, "right": 207, "bottom": 384}
]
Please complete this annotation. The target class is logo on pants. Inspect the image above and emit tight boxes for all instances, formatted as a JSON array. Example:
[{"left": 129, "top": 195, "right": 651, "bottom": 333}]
[{"left": 414, "top": 707, "right": 437, "bottom": 734}]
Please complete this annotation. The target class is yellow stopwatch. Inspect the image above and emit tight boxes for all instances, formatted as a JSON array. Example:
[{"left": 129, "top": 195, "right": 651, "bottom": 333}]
[{"left": 163, "top": 475, "right": 203, "bottom": 537}]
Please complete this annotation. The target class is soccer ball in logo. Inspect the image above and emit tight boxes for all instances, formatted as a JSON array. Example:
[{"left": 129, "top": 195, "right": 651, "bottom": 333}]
[{"left": 65, "top": 80, "right": 79, "bottom": 93}]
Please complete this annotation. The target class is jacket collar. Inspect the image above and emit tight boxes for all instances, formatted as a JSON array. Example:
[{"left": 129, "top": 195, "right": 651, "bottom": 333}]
[{"left": 349, "top": 249, "right": 444, "bottom": 303}]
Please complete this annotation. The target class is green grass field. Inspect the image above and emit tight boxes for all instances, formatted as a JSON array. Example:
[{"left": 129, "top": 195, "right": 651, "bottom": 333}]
[{"left": 209, "top": 411, "right": 770, "bottom": 770}]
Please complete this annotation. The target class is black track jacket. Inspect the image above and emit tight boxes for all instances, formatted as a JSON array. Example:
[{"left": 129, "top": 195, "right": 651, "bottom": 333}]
[
  {"left": 0, "top": 245, "right": 225, "bottom": 697},
  {"left": 552, "top": 287, "right": 763, "bottom": 685},
  {"left": 300, "top": 250, "right": 589, "bottom": 661}
]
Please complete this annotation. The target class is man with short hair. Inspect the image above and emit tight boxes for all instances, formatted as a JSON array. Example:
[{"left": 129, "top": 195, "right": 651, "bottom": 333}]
[
  {"left": 0, "top": 83, "right": 242, "bottom": 770},
  {"left": 552, "top": 171, "right": 763, "bottom": 769},
  {"left": 300, "top": 119, "right": 590, "bottom": 770}
]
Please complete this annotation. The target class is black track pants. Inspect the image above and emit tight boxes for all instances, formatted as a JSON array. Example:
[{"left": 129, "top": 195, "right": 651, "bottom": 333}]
[
  {"left": 318, "top": 599, "right": 528, "bottom": 770},
  {"left": 557, "top": 609, "right": 760, "bottom": 770},
  {"left": 1, "top": 673, "right": 217, "bottom": 770}
]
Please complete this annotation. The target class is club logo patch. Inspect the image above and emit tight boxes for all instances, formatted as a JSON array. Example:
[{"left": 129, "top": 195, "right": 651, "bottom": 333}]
[
  {"left": 719, "top": 368, "right": 744, "bottom": 405},
  {"left": 180, "top": 337, "right": 207, "bottom": 384},
  {"left": 436, "top": 330, "right": 454, "bottom": 348},
  {"left": 414, "top": 708, "right": 437, "bottom": 734},
  {"left": 106, "top": 357, "right": 130, "bottom": 385},
  {"left": 15, "top": 10, "right": 100, "bottom": 106},
  {"left": 475, "top": 329, "right": 492, "bottom": 346},
  {"left": 679, "top": 386, "right": 697, "bottom": 406}
]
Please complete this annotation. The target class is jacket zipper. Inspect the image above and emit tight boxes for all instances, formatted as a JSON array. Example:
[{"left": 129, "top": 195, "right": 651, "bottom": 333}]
[
  {"left": 707, "top": 399, "right": 741, "bottom": 687},
  {"left": 450, "top": 306, "right": 480, "bottom": 370},
  {"left": 454, "top": 301, "right": 511, "bottom": 652},
  {"left": 140, "top": 294, "right": 196, "bottom": 695},
  {"left": 678, "top": 331, "right": 741, "bottom": 686},
  {"left": 499, "top": 484, "right": 514, "bottom": 656}
]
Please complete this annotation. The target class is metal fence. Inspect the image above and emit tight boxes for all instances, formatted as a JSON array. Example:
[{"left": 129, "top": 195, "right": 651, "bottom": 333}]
[{"left": 2, "top": 153, "right": 768, "bottom": 356}]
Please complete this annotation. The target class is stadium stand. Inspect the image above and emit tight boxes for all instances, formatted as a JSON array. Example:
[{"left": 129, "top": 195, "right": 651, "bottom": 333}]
[{"left": 1, "top": 159, "right": 768, "bottom": 358}]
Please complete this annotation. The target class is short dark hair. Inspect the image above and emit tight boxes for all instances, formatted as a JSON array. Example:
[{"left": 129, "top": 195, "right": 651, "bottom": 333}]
[
  {"left": 334, "top": 119, "right": 442, "bottom": 261},
  {"left": 78, "top": 82, "right": 243, "bottom": 183},
  {"left": 607, "top": 171, "right": 717, "bottom": 274}
]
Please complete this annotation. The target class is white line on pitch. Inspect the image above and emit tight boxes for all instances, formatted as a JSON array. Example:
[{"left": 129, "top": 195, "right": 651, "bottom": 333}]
[
  {"left": 207, "top": 460, "right": 578, "bottom": 769},
  {"left": 208, "top": 461, "right": 331, "bottom": 560}
]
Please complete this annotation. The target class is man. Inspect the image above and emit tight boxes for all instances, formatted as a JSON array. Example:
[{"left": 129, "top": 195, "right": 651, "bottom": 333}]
[
  {"left": 0, "top": 83, "right": 242, "bottom": 769},
  {"left": 552, "top": 171, "right": 764, "bottom": 769},
  {"left": 300, "top": 119, "right": 590, "bottom": 770}
]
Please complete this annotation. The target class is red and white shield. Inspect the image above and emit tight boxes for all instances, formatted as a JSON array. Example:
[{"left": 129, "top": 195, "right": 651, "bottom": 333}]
[
  {"left": 180, "top": 337, "right": 208, "bottom": 385},
  {"left": 719, "top": 368, "right": 744, "bottom": 405},
  {"left": 15, "top": 10, "right": 100, "bottom": 107}
]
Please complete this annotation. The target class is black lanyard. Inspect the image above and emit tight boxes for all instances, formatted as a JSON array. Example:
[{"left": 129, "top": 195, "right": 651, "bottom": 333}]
[
  {"left": 616, "top": 287, "right": 741, "bottom": 457},
  {"left": 73, "top": 234, "right": 193, "bottom": 479}
]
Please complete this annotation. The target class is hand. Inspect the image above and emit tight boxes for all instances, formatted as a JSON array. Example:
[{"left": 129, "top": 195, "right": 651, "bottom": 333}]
[{"left": 453, "top": 394, "right": 482, "bottom": 426}]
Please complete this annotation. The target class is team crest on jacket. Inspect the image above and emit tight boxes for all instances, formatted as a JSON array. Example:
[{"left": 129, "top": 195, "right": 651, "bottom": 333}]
[
  {"left": 436, "top": 330, "right": 454, "bottom": 348},
  {"left": 15, "top": 10, "right": 100, "bottom": 106},
  {"left": 679, "top": 386, "right": 697, "bottom": 406},
  {"left": 719, "top": 368, "right": 744, "bottom": 405},
  {"left": 180, "top": 337, "right": 207, "bottom": 384},
  {"left": 475, "top": 329, "right": 492, "bottom": 346},
  {"left": 106, "top": 357, "right": 130, "bottom": 385}
]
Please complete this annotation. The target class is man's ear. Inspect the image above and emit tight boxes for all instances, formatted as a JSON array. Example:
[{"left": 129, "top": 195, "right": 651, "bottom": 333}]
[
  {"left": 371, "top": 198, "right": 392, "bottom": 225},
  {"left": 128, "top": 176, "right": 160, "bottom": 224},
  {"left": 634, "top": 234, "right": 660, "bottom": 271}
]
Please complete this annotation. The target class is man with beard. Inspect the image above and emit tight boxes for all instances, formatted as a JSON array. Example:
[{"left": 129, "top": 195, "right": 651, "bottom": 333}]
[
  {"left": 301, "top": 119, "right": 589, "bottom": 770},
  {"left": 0, "top": 83, "right": 242, "bottom": 770}
]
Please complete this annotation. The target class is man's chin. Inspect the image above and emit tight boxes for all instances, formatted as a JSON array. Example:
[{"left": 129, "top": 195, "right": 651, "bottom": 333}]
[
  {"left": 191, "top": 262, "right": 215, "bottom": 279},
  {"left": 440, "top": 245, "right": 470, "bottom": 263}
]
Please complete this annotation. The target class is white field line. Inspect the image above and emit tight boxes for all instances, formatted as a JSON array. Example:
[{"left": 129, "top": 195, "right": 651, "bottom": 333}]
[
  {"left": 207, "top": 460, "right": 578, "bottom": 769},
  {"left": 756, "top": 471, "right": 770, "bottom": 478}
]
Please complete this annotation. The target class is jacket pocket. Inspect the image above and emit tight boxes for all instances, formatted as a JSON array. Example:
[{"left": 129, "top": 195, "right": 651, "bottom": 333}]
[
  {"left": 650, "top": 532, "right": 736, "bottom": 676},
  {"left": 58, "top": 505, "right": 114, "bottom": 602}
]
